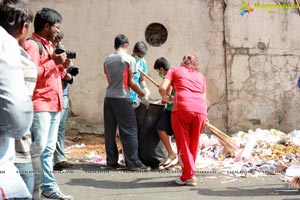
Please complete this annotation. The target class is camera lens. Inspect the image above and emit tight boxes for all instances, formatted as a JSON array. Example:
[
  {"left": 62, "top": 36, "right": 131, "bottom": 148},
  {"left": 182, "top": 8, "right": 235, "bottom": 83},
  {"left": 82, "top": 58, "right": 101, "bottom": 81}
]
[{"left": 66, "top": 51, "right": 76, "bottom": 59}]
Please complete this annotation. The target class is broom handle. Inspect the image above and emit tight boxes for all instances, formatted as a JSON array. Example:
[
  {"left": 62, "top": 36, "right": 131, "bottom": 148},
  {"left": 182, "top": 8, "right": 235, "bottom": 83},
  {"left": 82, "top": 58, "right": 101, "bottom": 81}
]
[
  {"left": 138, "top": 69, "right": 160, "bottom": 87},
  {"left": 205, "top": 121, "right": 230, "bottom": 138},
  {"left": 295, "top": 0, "right": 300, "bottom": 16},
  {"left": 140, "top": 69, "right": 225, "bottom": 134}
]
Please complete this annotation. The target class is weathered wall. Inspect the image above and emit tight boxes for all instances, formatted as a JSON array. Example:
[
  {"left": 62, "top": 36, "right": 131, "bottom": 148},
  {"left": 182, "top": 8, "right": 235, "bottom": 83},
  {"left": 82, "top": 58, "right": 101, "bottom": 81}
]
[
  {"left": 224, "top": 0, "right": 300, "bottom": 133},
  {"left": 28, "top": 0, "right": 300, "bottom": 134},
  {"left": 28, "top": 0, "right": 227, "bottom": 133}
]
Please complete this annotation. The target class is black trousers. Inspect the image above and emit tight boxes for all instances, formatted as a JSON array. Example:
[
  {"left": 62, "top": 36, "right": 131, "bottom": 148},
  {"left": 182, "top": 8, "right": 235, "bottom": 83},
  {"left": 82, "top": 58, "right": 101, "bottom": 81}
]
[{"left": 103, "top": 98, "right": 143, "bottom": 168}]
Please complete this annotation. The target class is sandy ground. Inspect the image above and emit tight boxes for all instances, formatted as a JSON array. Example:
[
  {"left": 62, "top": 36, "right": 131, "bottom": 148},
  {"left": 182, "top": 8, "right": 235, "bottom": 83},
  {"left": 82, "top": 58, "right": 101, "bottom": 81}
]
[{"left": 65, "top": 133, "right": 112, "bottom": 161}]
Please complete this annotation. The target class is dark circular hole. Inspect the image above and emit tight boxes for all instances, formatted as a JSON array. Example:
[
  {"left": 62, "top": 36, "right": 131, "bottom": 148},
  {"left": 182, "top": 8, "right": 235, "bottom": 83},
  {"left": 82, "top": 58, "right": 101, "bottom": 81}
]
[{"left": 145, "top": 23, "right": 168, "bottom": 47}]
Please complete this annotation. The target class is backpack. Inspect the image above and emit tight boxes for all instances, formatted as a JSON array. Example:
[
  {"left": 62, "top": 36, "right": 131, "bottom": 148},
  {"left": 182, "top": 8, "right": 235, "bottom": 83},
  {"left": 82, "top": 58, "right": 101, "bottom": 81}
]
[
  {"left": 27, "top": 37, "right": 51, "bottom": 59},
  {"left": 27, "top": 37, "right": 44, "bottom": 55}
]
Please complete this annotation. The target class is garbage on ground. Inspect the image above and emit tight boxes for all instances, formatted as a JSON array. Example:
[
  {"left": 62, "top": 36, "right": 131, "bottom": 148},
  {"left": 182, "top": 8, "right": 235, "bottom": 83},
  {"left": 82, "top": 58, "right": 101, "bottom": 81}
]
[
  {"left": 289, "top": 176, "right": 300, "bottom": 189},
  {"left": 87, "top": 155, "right": 106, "bottom": 165},
  {"left": 66, "top": 143, "right": 86, "bottom": 149},
  {"left": 66, "top": 128, "right": 300, "bottom": 188},
  {"left": 197, "top": 128, "right": 300, "bottom": 187},
  {"left": 284, "top": 165, "right": 300, "bottom": 187}
]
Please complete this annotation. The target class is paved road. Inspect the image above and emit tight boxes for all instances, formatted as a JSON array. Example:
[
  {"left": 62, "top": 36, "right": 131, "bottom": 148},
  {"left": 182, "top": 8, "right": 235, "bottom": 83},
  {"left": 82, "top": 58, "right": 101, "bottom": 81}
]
[{"left": 55, "top": 164, "right": 300, "bottom": 200}]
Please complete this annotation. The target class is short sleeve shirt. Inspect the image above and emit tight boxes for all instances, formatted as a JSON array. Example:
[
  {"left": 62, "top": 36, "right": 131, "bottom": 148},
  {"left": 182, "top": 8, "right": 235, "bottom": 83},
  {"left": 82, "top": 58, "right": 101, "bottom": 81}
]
[
  {"left": 130, "top": 58, "right": 148, "bottom": 102},
  {"left": 104, "top": 51, "right": 136, "bottom": 98},
  {"left": 164, "top": 66, "right": 207, "bottom": 115}
]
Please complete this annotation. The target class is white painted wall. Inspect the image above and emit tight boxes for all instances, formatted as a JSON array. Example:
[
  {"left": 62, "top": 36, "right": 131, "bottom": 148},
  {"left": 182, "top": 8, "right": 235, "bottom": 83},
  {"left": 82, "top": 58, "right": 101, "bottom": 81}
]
[
  {"left": 29, "top": 0, "right": 300, "bottom": 133},
  {"left": 29, "top": 0, "right": 227, "bottom": 133}
]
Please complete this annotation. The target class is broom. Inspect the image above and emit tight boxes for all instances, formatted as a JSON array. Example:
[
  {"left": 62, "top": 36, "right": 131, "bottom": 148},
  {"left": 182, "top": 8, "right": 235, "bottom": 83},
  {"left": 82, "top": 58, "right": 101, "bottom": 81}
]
[
  {"left": 204, "top": 121, "right": 237, "bottom": 157},
  {"left": 138, "top": 69, "right": 238, "bottom": 157},
  {"left": 290, "top": 176, "right": 300, "bottom": 189},
  {"left": 294, "top": 0, "right": 300, "bottom": 16}
]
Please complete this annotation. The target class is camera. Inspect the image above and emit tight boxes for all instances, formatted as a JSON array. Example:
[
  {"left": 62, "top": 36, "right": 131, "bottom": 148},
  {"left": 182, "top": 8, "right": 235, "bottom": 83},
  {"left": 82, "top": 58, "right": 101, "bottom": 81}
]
[
  {"left": 65, "top": 50, "right": 76, "bottom": 59},
  {"left": 55, "top": 44, "right": 76, "bottom": 59},
  {"left": 67, "top": 66, "right": 79, "bottom": 76}
]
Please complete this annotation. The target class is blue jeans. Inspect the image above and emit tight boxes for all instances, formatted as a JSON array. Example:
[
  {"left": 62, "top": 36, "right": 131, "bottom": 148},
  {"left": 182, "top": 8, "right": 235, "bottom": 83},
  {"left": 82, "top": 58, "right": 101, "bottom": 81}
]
[
  {"left": 30, "top": 111, "right": 61, "bottom": 196},
  {"left": 54, "top": 96, "right": 69, "bottom": 164},
  {"left": 14, "top": 163, "right": 34, "bottom": 197}
]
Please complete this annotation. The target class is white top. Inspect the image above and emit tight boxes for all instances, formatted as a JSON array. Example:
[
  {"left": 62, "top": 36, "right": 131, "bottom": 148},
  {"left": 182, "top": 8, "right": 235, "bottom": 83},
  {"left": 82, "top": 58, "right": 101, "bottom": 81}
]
[{"left": 0, "top": 26, "right": 33, "bottom": 199}]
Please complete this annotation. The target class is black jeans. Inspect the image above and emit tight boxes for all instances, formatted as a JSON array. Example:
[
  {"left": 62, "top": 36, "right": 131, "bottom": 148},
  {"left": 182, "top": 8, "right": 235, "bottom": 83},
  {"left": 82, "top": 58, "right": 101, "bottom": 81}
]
[{"left": 103, "top": 98, "right": 143, "bottom": 168}]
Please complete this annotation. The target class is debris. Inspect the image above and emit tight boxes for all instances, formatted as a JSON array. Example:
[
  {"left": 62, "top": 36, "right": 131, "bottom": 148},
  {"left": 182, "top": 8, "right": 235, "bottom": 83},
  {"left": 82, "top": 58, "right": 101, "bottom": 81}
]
[
  {"left": 290, "top": 176, "right": 300, "bottom": 189},
  {"left": 66, "top": 143, "right": 86, "bottom": 149},
  {"left": 197, "top": 128, "right": 300, "bottom": 187},
  {"left": 205, "top": 121, "right": 238, "bottom": 157},
  {"left": 240, "top": 133, "right": 257, "bottom": 162},
  {"left": 65, "top": 128, "right": 300, "bottom": 189},
  {"left": 285, "top": 165, "right": 300, "bottom": 183},
  {"left": 87, "top": 156, "right": 106, "bottom": 165}
]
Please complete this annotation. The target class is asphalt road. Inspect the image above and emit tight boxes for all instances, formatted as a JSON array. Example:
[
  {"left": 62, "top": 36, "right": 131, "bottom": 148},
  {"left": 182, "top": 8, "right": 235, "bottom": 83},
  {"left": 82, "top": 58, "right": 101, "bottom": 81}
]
[{"left": 55, "top": 164, "right": 300, "bottom": 200}]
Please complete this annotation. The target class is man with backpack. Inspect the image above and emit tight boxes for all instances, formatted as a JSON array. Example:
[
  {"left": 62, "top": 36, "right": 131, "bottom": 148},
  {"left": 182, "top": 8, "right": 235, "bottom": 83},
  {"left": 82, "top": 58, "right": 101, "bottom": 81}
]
[{"left": 22, "top": 7, "right": 72, "bottom": 200}]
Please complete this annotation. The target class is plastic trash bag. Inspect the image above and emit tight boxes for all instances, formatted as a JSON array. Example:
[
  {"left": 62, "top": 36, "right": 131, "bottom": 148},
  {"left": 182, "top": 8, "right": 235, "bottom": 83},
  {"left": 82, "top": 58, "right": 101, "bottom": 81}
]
[{"left": 135, "top": 103, "right": 167, "bottom": 167}]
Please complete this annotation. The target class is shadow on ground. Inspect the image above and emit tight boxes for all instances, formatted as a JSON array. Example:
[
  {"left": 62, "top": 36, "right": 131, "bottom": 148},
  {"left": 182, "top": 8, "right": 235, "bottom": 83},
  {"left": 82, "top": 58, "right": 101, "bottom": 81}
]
[
  {"left": 194, "top": 186, "right": 300, "bottom": 197},
  {"left": 66, "top": 163, "right": 179, "bottom": 189},
  {"left": 64, "top": 163, "right": 300, "bottom": 199}
]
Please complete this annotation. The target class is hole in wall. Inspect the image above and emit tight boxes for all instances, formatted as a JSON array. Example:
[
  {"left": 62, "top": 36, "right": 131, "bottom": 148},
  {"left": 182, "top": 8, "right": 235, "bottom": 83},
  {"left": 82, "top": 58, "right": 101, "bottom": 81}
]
[{"left": 144, "top": 22, "right": 168, "bottom": 47}]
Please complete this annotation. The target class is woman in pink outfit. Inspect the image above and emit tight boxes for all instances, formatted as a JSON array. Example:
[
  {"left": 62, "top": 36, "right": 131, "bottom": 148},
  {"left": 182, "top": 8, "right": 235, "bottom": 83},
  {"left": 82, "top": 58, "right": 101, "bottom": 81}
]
[{"left": 159, "top": 54, "right": 207, "bottom": 186}]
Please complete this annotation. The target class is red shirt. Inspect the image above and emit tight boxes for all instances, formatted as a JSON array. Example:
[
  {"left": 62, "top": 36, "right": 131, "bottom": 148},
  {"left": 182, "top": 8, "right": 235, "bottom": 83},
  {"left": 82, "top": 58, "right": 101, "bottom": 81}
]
[
  {"left": 164, "top": 66, "right": 207, "bottom": 115},
  {"left": 23, "top": 33, "right": 65, "bottom": 112}
]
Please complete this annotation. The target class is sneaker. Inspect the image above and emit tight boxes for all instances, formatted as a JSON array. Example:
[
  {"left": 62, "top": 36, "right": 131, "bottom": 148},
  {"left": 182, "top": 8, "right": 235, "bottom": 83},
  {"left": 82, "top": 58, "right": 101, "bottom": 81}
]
[
  {"left": 128, "top": 164, "right": 151, "bottom": 171},
  {"left": 151, "top": 165, "right": 165, "bottom": 171},
  {"left": 41, "top": 190, "right": 73, "bottom": 200},
  {"left": 53, "top": 161, "right": 73, "bottom": 171},
  {"left": 106, "top": 163, "right": 121, "bottom": 170},
  {"left": 175, "top": 177, "right": 197, "bottom": 186},
  {"left": 163, "top": 155, "right": 178, "bottom": 168}
]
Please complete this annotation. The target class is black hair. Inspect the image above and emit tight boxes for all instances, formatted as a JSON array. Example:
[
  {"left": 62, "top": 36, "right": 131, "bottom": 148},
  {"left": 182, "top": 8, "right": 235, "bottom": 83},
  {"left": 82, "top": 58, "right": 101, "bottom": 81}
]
[
  {"left": 154, "top": 57, "right": 170, "bottom": 71},
  {"left": 133, "top": 41, "right": 148, "bottom": 55},
  {"left": 114, "top": 34, "right": 129, "bottom": 49},
  {"left": 34, "top": 7, "right": 62, "bottom": 33},
  {"left": 0, "top": 0, "right": 33, "bottom": 34}
]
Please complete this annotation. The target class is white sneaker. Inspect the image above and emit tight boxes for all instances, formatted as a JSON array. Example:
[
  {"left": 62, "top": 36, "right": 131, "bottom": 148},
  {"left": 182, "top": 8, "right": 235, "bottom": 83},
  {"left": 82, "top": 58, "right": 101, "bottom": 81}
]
[
  {"left": 163, "top": 155, "right": 178, "bottom": 168},
  {"left": 175, "top": 177, "right": 197, "bottom": 186},
  {"left": 41, "top": 190, "right": 73, "bottom": 200}
]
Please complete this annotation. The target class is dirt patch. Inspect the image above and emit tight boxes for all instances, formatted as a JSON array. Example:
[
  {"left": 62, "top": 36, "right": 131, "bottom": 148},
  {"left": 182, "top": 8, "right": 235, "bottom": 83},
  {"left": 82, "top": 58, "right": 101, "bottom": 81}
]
[{"left": 65, "top": 133, "right": 121, "bottom": 160}]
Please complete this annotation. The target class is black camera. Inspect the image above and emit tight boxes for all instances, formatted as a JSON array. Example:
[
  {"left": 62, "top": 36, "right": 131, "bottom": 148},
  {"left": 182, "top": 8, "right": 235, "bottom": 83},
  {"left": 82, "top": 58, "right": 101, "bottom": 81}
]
[
  {"left": 67, "top": 66, "right": 79, "bottom": 76},
  {"left": 65, "top": 50, "right": 76, "bottom": 59},
  {"left": 55, "top": 44, "right": 76, "bottom": 59}
]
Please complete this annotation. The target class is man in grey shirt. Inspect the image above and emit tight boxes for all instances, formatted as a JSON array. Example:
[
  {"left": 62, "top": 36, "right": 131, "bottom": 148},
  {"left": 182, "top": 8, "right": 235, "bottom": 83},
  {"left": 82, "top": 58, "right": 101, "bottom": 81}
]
[{"left": 103, "top": 34, "right": 149, "bottom": 171}]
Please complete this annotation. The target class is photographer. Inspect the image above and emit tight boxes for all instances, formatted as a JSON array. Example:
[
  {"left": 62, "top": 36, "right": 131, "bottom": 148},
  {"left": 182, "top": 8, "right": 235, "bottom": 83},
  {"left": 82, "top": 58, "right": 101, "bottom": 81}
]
[
  {"left": 51, "top": 32, "right": 79, "bottom": 171},
  {"left": 22, "top": 7, "right": 73, "bottom": 199}
]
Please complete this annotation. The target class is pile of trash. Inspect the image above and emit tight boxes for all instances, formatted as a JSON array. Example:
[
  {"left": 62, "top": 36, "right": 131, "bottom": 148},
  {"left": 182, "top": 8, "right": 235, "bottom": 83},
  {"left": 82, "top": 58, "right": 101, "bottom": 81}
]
[
  {"left": 66, "top": 128, "right": 300, "bottom": 188},
  {"left": 198, "top": 128, "right": 300, "bottom": 188}
]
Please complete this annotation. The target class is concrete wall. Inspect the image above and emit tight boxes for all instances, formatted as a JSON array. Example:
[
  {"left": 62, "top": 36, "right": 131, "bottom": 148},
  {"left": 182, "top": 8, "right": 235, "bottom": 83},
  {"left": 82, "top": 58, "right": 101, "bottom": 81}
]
[
  {"left": 28, "top": 0, "right": 227, "bottom": 133},
  {"left": 28, "top": 0, "right": 300, "bottom": 134},
  {"left": 225, "top": 0, "right": 300, "bottom": 132}
]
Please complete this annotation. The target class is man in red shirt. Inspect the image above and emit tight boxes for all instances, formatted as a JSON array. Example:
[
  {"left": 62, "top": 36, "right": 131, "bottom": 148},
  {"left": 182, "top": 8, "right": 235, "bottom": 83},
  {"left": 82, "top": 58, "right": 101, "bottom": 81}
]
[{"left": 23, "top": 8, "right": 72, "bottom": 200}]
